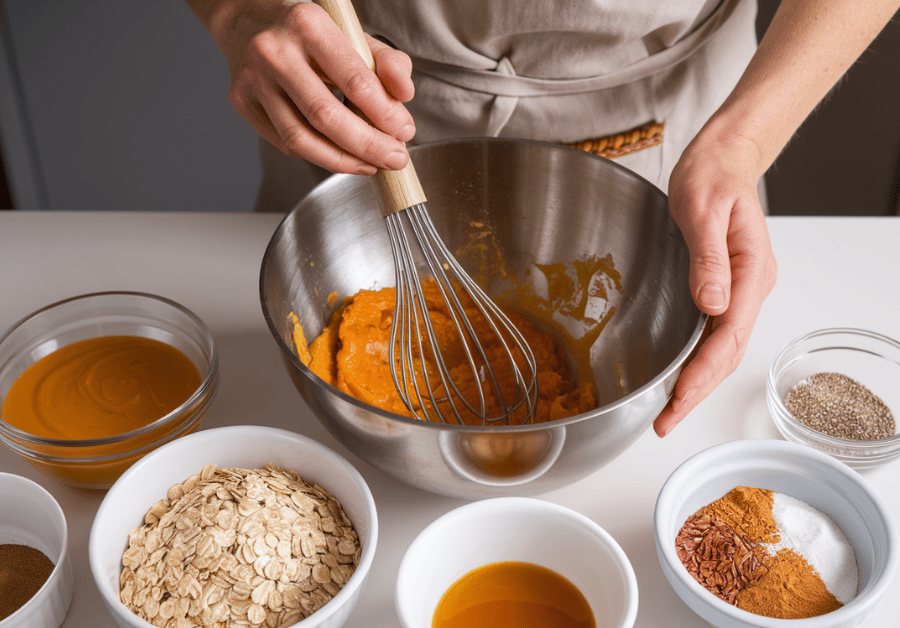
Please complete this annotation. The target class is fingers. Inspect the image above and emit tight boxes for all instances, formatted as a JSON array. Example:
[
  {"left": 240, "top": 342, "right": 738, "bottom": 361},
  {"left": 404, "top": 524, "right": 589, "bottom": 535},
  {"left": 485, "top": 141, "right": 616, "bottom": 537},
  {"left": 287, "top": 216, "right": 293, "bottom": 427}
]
[
  {"left": 290, "top": 6, "right": 415, "bottom": 140},
  {"left": 368, "top": 35, "right": 416, "bottom": 104},
  {"left": 653, "top": 316, "right": 741, "bottom": 437},
  {"left": 255, "top": 86, "right": 380, "bottom": 175},
  {"left": 675, "top": 196, "right": 732, "bottom": 318},
  {"left": 228, "top": 2, "right": 415, "bottom": 174},
  {"left": 654, "top": 207, "right": 776, "bottom": 437}
]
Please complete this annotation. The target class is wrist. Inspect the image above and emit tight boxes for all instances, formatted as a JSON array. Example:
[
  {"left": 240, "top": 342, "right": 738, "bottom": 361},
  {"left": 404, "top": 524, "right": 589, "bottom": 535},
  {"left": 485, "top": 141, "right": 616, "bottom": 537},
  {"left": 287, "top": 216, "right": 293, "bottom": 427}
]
[
  {"left": 206, "top": 1, "right": 247, "bottom": 47},
  {"left": 685, "top": 111, "right": 767, "bottom": 182},
  {"left": 201, "top": 0, "right": 293, "bottom": 55}
]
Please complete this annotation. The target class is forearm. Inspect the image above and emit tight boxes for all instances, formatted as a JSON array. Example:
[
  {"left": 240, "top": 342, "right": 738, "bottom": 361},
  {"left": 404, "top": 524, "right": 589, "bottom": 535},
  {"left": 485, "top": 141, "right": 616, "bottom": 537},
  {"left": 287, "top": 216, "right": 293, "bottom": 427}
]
[{"left": 703, "top": 0, "right": 900, "bottom": 176}]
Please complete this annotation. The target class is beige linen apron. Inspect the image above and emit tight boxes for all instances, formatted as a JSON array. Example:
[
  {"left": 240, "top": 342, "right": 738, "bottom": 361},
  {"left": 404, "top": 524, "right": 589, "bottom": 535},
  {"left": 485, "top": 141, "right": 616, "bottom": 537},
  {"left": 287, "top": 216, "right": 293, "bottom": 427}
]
[{"left": 255, "top": 0, "right": 759, "bottom": 212}]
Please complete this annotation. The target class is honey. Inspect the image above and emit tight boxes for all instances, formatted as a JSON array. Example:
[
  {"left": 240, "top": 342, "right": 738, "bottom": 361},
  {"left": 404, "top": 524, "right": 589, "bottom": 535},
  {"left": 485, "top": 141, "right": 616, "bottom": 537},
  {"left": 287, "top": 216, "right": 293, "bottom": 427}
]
[
  {"left": 433, "top": 561, "right": 595, "bottom": 628},
  {"left": 3, "top": 335, "right": 201, "bottom": 440}
]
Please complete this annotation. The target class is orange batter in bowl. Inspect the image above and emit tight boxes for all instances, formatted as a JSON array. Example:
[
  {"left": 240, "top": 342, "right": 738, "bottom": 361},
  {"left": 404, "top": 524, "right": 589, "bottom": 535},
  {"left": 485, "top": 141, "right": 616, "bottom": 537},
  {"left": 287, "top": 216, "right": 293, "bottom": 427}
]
[{"left": 291, "top": 279, "right": 597, "bottom": 426}]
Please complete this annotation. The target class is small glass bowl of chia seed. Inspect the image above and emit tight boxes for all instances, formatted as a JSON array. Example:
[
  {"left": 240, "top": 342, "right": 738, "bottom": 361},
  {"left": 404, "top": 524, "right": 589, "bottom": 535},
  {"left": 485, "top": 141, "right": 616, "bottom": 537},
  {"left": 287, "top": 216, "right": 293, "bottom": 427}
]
[{"left": 768, "top": 328, "right": 900, "bottom": 469}]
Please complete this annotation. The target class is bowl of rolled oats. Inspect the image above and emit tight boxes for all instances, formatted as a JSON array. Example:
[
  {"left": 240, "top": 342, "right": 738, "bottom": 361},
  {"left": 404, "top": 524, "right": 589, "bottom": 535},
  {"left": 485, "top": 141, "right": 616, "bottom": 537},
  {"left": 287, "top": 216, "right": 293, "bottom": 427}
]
[{"left": 88, "top": 425, "right": 377, "bottom": 628}]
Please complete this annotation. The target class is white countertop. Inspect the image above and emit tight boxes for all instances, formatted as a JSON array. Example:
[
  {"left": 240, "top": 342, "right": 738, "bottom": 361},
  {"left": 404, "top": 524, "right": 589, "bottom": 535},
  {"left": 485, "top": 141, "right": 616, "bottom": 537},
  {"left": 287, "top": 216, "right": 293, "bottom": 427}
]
[{"left": 1, "top": 211, "right": 898, "bottom": 627}]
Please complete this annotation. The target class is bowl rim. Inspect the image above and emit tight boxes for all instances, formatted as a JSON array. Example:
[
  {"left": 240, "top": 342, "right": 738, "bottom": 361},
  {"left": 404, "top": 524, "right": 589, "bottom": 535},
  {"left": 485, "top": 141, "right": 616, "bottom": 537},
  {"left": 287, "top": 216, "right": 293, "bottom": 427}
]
[
  {"left": 654, "top": 438, "right": 900, "bottom": 626},
  {"left": 259, "top": 137, "right": 708, "bottom": 434},
  {"left": 395, "top": 495, "right": 639, "bottom": 628},
  {"left": 88, "top": 424, "right": 379, "bottom": 628},
  {"left": 767, "top": 327, "right": 900, "bottom": 449},
  {"left": 0, "top": 471, "right": 71, "bottom": 627},
  {"left": 0, "top": 290, "right": 219, "bottom": 449}
]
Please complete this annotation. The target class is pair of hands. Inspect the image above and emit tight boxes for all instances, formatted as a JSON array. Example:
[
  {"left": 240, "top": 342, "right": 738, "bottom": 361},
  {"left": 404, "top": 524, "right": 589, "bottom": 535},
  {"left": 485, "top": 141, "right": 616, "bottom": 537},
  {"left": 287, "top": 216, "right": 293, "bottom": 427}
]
[{"left": 215, "top": 2, "right": 777, "bottom": 437}]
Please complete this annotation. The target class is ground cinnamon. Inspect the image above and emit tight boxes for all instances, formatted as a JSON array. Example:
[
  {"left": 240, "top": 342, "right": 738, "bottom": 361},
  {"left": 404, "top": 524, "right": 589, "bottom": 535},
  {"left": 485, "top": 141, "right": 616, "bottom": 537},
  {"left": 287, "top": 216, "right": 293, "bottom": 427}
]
[
  {"left": 737, "top": 548, "right": 842, "bottom": 619},
  {"left": 697, "top": 486, "right": 778, "bottom": 543},
  {"left": 0, "top": 543, "right": 55, "bottom": 619}
]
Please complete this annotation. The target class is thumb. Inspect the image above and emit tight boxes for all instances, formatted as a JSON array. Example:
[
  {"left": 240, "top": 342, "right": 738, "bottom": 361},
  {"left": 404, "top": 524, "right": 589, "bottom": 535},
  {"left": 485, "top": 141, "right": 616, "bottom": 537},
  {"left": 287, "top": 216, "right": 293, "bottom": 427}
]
[{"left": 680, "top": 212, "right": 732, "bottom": 317}]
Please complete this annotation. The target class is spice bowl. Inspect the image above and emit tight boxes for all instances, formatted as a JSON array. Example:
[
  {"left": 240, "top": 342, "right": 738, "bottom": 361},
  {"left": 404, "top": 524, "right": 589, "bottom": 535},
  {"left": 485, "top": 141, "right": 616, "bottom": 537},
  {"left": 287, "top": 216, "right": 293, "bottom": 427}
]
[
  {"left": 0, "top": 291, "right": 219, "bottom": 488},
  {"left": 89, "top": 425, "right": 377, "bottom": 628},
  {"left": 396, "top": 496, "right": 638, "bottom": 628},
  {"left": 654, "top": 439, "right": 899, "bottom": 628},
  {"left": 0, "top": 473, "right": 73, "bottom": 628},
  {"left": 767, "top": 328, "right": 900, "bottom": 469}
]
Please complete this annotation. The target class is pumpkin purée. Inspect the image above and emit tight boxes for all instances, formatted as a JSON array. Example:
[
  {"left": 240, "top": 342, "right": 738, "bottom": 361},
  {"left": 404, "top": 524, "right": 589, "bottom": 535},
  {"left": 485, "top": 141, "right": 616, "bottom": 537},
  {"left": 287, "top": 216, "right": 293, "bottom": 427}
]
[
  {"left": 291, "top": 280, "right": 597, "bottom": 425},
  {"left": 3, "top": 335, "right": 201, "bottom": 440}
]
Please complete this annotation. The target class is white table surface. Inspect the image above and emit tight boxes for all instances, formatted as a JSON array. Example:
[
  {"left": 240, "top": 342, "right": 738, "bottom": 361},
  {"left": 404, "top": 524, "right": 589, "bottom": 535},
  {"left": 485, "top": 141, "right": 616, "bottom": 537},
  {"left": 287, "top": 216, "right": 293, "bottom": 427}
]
[{"left": 1, "top": 211, "right": 898, "bottom": 627}]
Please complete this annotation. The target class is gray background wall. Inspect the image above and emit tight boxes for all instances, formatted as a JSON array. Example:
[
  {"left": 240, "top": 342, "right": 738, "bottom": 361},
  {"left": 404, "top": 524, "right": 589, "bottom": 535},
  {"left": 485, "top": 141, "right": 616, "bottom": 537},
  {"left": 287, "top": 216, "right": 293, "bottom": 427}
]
[
  {"left": 1, "top": 0, "right": 898, "bottom": 215},
  {"left": 0, "top": 0, "right": 260, "bottom": 211}
]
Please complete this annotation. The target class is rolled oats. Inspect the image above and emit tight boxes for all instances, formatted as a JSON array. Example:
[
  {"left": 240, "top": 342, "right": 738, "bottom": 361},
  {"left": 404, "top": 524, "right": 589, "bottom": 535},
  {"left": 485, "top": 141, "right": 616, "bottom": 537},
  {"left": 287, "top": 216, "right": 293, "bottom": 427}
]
[{"left": 120, "top": 464, "right": 360, "bottom": 628}]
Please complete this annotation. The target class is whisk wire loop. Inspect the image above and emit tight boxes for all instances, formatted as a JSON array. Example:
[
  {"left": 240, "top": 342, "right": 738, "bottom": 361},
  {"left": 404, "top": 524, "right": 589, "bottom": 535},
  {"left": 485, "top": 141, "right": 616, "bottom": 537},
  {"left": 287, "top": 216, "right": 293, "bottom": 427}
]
[
  {"left": 387, "top": 210, "right": 475, "bottom": 423},
  {"left": 409, "top": 208, "right": 492, "bottom": 421},
  {"left": 386, "top": 204, "right": 538, "bottom": 425},
  {"left": 386, "top": 219, "right": 440, "bottom": 418},
  {"left": 409, "top": 206, "right": 527, "bottom": 423}
]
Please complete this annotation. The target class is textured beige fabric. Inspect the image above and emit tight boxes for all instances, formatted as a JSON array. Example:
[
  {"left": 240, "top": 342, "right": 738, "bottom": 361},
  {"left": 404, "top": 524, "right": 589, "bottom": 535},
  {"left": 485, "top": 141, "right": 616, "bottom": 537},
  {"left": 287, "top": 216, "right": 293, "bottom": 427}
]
[{"left": 255, "top": 0, "right": 759, "bottom": 213}]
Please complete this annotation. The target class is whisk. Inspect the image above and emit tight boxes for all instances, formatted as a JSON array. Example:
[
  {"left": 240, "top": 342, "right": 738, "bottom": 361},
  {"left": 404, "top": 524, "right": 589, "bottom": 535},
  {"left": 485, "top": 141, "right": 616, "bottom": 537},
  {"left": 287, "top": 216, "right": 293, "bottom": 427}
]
[{"left": 315, "top": 0, "right": 538, "bottom": 425}]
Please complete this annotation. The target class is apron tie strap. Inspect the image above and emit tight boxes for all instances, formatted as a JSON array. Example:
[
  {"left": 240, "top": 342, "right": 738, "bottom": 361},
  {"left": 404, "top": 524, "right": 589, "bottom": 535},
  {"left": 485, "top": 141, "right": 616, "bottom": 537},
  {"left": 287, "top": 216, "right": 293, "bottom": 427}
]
[{"left": 486, "top": 56, "right": 519, "bottom": 137}]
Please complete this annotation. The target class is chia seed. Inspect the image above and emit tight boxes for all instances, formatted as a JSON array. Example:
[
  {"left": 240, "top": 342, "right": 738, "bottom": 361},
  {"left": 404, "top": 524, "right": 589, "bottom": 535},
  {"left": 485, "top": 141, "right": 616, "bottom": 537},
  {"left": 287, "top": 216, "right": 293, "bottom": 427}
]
[{"left": 783, "top": 372, "right": 895, "bottom": 440}]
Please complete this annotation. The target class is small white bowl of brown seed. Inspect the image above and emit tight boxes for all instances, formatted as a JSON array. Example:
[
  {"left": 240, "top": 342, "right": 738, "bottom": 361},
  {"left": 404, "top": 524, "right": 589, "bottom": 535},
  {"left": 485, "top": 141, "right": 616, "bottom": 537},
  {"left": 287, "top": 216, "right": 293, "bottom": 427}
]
[
  {"left": 88, "top": 425, "right": 377, "bottom": 628},
  {"left": 767, "top": 327, "right": 900, "bottom": 469},
  {"left": 0, "top": 473, "right": 73, "bottom": 628},
  {"left": 654, "top": 439, "right": 898, "bottom": 628}
]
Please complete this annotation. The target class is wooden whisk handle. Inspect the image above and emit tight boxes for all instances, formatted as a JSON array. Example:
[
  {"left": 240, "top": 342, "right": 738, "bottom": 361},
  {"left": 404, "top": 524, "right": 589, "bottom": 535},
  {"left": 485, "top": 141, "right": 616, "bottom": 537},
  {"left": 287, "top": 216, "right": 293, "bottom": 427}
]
[{"left": 314, "top": 0, "right": 426, "bottom": 216}]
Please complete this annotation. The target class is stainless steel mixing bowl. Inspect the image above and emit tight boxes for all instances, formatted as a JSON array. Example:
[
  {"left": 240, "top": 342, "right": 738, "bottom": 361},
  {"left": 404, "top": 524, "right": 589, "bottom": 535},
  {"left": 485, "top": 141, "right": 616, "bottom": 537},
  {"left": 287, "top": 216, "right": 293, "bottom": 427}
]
[{"left": 260, "top": 138, "right": 705, "bottom": 498}]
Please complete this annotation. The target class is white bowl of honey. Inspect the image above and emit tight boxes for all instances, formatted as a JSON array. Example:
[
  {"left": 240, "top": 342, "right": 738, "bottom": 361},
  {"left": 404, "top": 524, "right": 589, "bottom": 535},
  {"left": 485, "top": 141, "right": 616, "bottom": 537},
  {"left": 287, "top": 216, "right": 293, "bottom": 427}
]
[
  {"left": 0, "top": 292, "right": 218, "bottom": 489},
  {"left": 396, "top": 497, "right": 638, "bottom": 628}
]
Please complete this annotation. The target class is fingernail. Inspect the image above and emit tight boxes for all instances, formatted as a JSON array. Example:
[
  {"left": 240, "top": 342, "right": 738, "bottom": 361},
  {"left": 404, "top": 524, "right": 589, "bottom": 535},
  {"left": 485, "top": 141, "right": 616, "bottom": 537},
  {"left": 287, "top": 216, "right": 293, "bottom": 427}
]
[
  {"left": 398, "top": 123, "right": 415, "bottom": 142},
  {"left": 698, "top": 284, "right": 726, "bottom": 309},
  {"left": 385, "top": 151, "right": 408, "bottom": 170}
]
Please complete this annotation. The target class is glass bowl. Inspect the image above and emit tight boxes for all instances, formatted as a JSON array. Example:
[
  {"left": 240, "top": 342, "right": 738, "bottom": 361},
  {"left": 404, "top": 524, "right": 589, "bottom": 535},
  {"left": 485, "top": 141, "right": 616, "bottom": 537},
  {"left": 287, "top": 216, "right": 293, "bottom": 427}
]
[
  {"left": 767, "top": 328, "right": 900, "bottom": 469},
  {"left": 0, "top": 292, "right": 218, "bottom": 488}
]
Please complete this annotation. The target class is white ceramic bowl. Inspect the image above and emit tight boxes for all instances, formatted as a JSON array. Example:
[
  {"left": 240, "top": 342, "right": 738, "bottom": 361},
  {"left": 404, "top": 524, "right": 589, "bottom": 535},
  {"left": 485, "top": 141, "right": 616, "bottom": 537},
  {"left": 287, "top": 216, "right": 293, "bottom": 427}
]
[
  {"left": 654, "top": 439, "right": 899, "bottom": 628},
  {"left": 0, "top": 473, "right": 73, "bottom": 628},
  {"left": 396, "top": 497, "right": 638, "bottom": 628},
  {"left": 89, "top": 426, "right": 378, "bottom": 628}
]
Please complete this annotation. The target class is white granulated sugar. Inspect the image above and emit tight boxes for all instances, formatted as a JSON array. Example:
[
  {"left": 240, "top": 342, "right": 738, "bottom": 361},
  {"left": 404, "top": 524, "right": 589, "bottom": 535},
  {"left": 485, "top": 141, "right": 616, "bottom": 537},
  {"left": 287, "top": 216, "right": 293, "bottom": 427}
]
[{"left": 766, "top": 492, "right": 859, "bottom": 604}]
